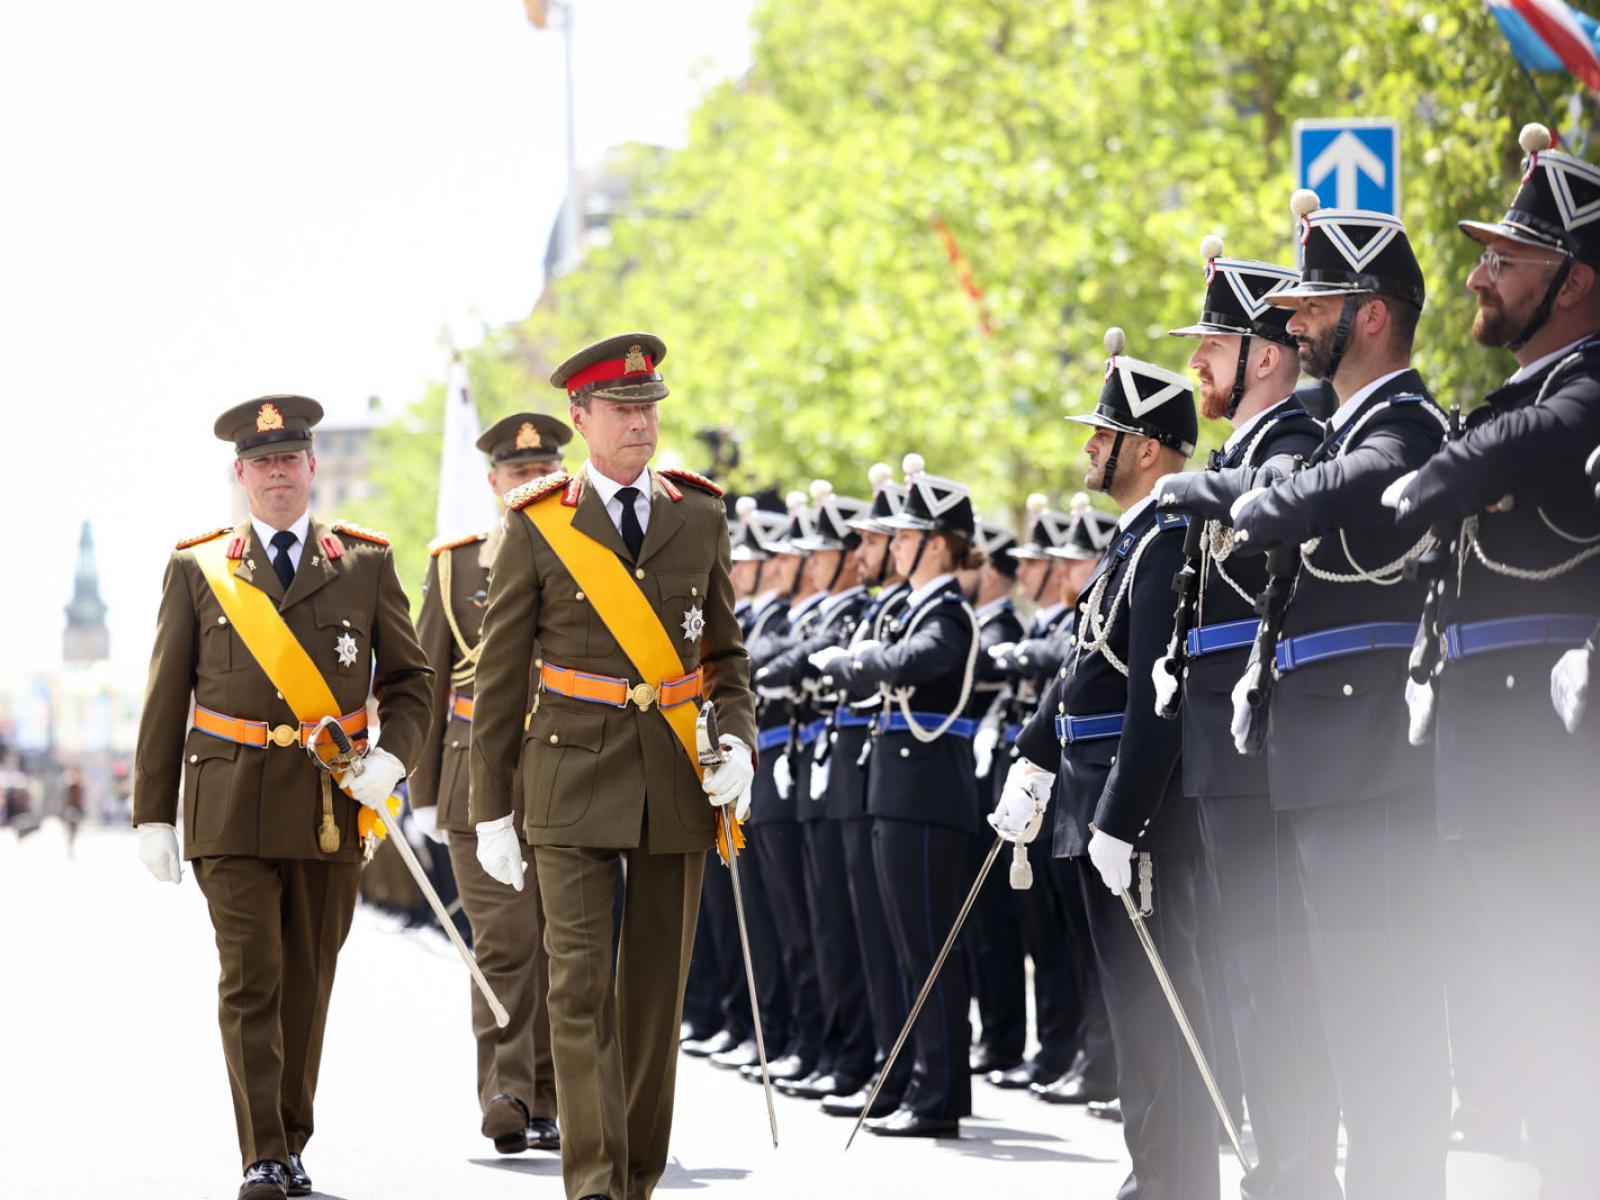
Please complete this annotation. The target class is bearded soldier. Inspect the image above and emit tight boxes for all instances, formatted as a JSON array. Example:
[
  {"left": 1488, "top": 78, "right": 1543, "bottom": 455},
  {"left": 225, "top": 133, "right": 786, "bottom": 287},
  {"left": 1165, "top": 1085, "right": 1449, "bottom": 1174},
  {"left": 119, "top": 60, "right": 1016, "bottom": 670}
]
[
  {"left": 411, "top": 410, "right": 572, "bottom": 1156},
  {"left": 133, "top": 396, "right": 432, "bottom": 1200}
]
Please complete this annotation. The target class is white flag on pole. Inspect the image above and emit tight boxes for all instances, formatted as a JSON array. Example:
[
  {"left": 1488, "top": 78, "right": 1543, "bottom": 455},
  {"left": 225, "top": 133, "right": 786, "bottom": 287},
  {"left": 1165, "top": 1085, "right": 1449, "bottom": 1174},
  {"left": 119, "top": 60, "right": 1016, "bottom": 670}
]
[{"left": 434, "top": 357, "right": 497, "bottom": 539}]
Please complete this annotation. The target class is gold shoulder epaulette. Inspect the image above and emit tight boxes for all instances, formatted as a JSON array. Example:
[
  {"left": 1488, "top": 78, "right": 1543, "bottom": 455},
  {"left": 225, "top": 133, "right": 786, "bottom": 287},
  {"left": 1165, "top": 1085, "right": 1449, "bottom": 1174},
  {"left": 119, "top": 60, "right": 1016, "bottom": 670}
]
[
  {"left": 332, "top": 520, "right": 390, "bottom": 546},
  {"left": 507, "top": 470, "right": 571, "bottom": 511},
  {"left": 429, "top": 530, "right": 488, "bottom": 556},
  {"left": 175, "top": 526, "right": 230, "bottom": 550},
  {"left": 659, "top": 467, "right": 724, "bottom": 498}
]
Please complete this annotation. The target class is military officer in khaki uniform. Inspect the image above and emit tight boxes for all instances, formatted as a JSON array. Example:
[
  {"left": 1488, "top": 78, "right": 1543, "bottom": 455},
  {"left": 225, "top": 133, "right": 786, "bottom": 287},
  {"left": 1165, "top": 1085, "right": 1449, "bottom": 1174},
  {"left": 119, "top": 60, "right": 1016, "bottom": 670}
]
[
  {"left": 411, "top": 410, "right": 572, "bottom": 1155},
  {"left": 133, "top": 396, "right": 432, "bottom": 1200},
  {"left": 469, "top": 334, "right": 757, "bottom": 1200}
]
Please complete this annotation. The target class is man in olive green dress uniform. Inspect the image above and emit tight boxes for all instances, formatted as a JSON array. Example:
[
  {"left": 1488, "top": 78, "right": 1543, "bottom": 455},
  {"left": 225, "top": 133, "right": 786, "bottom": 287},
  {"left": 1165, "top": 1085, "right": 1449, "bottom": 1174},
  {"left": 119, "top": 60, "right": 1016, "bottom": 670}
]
[
  {"left": 411, "top": 410, "right": 572, "bottom": 1155},
  {"left": 469, "top": 333, "right": 757, "bottom": 1200},
  {"left": 133, "top": 396, "right": 433, "bottom": 1200}
]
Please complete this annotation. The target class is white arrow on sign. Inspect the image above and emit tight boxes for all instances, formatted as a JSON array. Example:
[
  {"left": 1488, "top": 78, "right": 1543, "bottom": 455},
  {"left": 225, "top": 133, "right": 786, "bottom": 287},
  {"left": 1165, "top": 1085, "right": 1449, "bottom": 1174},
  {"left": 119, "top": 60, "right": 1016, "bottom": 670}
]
[{"left": 1307, "top": 131, "right": 1386, "bottom": 209}]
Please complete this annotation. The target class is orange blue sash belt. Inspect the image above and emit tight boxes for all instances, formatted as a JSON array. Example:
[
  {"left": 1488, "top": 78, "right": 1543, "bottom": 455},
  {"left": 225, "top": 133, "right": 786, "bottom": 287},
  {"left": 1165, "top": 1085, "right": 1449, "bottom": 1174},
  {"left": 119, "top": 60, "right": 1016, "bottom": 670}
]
[
  {"left": 450, "top": 693, "right": 476, "bottom": 722},
  {"left": 539, "top": 662, "right": 703, "bottom": 711},
  {"left": 193, "top": 704, "right": 369, "bottom": 749}
]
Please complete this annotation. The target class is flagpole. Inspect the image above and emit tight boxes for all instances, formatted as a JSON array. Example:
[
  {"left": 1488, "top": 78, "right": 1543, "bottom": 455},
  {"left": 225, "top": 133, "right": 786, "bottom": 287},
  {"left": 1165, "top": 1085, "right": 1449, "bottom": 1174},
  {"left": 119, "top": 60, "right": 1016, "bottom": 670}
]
[{"left": 1515, "top": 58, "right": 1567, "bottom": 144}]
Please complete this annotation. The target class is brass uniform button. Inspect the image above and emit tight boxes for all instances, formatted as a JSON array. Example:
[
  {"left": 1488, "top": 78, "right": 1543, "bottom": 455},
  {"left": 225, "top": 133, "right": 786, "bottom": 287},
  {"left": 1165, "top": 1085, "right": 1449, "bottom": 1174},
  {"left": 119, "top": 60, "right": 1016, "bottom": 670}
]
[
  {"left": 635, "top": 568, "right": 646, "bottom": 580},
  {"left": 575, "top": 591, "right": 585, "bottom": 601},
  {"left": 216, "top": 616, "right": 227, "bottom": 626},
  {"left": 548, "top": 733, "right": 559, "bottom": 744}
]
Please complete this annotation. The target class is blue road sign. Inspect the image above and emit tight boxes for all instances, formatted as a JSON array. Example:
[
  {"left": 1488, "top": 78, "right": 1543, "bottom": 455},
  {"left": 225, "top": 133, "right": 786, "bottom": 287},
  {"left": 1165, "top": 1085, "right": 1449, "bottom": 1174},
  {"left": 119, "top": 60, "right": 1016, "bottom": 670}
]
[{"left": 1293, "top": 118, "right": 1400, "bottom": 216}]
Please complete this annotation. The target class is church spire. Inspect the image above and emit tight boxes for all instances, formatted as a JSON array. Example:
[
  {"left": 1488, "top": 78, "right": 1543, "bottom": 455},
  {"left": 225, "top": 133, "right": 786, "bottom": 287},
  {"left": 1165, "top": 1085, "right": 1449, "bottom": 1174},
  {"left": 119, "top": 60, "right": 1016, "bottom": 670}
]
[{"left": 64, "top": 519, "right": 109, "bottom": 663}]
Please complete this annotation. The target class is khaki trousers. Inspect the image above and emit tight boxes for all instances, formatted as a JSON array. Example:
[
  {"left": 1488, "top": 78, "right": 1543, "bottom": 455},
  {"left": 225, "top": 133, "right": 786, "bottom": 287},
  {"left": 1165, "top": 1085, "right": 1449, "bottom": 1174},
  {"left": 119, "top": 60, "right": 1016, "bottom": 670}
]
[
  {"left": 447, "top": 834, "right": 556, "bottom": 1118},
  {"left": 193, "top": 855, "right": 362, "bottom": 1170},
  {"left": 534, "top": 843, "right": 702, "bottom": 1200}
]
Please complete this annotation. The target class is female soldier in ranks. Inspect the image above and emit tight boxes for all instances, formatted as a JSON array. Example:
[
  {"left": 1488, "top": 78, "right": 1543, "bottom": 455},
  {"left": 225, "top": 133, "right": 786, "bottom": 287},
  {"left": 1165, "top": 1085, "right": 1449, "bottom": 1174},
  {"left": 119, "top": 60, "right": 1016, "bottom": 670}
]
[{"left": 813, "top": 454, "right": 983, "bottom": 1138}]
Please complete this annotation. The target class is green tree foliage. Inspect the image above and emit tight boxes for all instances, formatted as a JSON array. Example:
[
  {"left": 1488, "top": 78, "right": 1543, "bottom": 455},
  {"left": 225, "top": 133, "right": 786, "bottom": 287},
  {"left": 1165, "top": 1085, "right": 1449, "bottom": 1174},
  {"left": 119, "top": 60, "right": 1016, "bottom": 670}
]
[{"left": 386, "top": 0, "right": 1556, "bottom": 543}]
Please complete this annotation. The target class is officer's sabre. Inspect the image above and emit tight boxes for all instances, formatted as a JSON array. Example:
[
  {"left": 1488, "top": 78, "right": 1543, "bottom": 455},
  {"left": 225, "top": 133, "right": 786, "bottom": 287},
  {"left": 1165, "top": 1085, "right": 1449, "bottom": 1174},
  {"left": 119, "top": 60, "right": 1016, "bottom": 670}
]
[
  {"left": 845, "top": 833, "right": 1006, "bottom": 1151},
  {"left": 309, "top": 716, "right": 510, "bottom": 1028},
  {"left": 1093, "top": 828, "right": 1250, "bottom": 1171},
  {"left": 697, "top": 704, "right": 780, "bottom": 1148}
]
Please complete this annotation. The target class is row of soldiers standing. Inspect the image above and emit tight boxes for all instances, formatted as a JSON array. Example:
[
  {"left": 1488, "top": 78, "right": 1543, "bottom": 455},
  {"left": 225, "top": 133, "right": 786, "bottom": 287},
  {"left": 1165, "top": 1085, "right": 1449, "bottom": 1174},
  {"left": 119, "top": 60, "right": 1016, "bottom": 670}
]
[{"left": 680, "top": 121, "right": 1600, "bottom": 1200}]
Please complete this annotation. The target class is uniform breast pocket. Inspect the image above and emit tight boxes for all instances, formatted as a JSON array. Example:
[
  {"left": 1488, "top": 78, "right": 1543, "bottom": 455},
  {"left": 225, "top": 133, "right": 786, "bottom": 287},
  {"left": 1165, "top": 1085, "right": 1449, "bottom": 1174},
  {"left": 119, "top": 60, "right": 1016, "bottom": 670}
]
[
  {"left": 314, "top": 606, "right": 369, "bottom": 676},
  {"left": 183, "top": 731, "right": 240, "bottom": 844},
  {"left": 656, "top": 569, "right": 711, "bottom": 658},
  {"left": 199, "top": 617, "right": 244, "bottom": 674},
  {"left": 523, "top": 701, "right": 608, "bottom": 827}
]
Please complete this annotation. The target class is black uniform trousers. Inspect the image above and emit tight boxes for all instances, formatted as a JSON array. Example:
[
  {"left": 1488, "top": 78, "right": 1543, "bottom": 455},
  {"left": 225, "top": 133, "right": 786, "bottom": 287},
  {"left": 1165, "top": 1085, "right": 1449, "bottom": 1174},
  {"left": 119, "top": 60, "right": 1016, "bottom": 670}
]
[
  {"left": 696, "top": 838, "right": 788, "bottom": 1050},
  {"left": 1198, "top": 795, "right": 1342, "bottom": 1200},
  {"left": 1043, "top": 855, "right": 1115, "bottom": 1084},
  {"left": 965, "top": 766, "right": 1026, "bottom": 1064},
  {"left": 872, "top": 816, "right": 973, "bottom": 1119},
  {"left": 1079, "top": 853, "right": 1219, "bottom": 1200},
  {"left": 750, "top": 818, "right": 823, "bottom": 1064},
  {"left": 682, "top": 898, "right": 721, "bottom": 1039},
  {"left": 1287, "top": 785, "right": 1449, "bottom": 1200},
  {"left": 800, "top": 815, "right": 877, "bottom": 1080},
  {"left": 841, "top": 814, "right": 912, "bottom": 1097}
]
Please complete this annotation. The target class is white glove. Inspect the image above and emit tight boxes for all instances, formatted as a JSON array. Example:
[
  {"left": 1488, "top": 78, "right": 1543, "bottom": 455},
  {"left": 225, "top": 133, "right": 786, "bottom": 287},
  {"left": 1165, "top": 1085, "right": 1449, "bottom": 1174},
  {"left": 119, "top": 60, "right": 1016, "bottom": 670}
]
[
  {"left": 1552, "top": 647, "right": 1591, "bottom": 734},
  {"left": 342, "top": 745, "right": 406, "bottom": 811},
  {"left": 809, "top": 752, "right": 830, "bottom": 800},
  {"left": 1230, "top": 662, "right": 1258, "bottom": 756},
  {"left": 772, "top": 751, "right": 793, "bottom": 799},
  {"left": 987, "top": 642, "right": 1016, "bottom": 663},
  {"left": 1087, "top": 826, "right": 1135, "bottom": 894},
  {"left": 137, "top": 822, "right": 182, "bottom": 884},
  {"left": 973, "top": 722, "right": 1000, "bottom": 779},
  {"left": 410, "top": 804, "right": 446, "bottom": 845},
  {"left": 808, "top": 645, "right": 849, "bottom": 672},
  {"left": 988, "top": 759, "right": 1054, "bottom": 843},
  {"left": 1151, "top": 471, "right": 1187, "bottom": 506},
  {"left": 703, "top": 734, "right": 754, "bottom": 820},
  {"left": 1405, "top": 676, "right": 1435, "bottom": 746},
  {"left": 1152, "top": 655, "right": 1181, "bottom": 715},
  {"left": 756, "top": 684, "right": 796, "bottom": 701},
  {"left": 1380, "top": 469, "right": 1419, "bottom": 512},
  {"left": 475, "top": 814, "right": 525, "bottom": 892},
  {"left": 1230, "top": 486, "right": 1267, "bottom": 525}
]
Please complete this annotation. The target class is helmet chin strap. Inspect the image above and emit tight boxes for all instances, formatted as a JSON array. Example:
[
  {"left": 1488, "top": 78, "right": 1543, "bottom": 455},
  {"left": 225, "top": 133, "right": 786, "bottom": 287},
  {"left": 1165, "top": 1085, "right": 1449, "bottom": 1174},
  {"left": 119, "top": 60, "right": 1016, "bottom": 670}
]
[
  {"left": 824, "top": 549, "right": 845, "bottom": 594},
  {"left": 1225, "top": 335, "right": 1253, "bottom": 420},
  {"left": 1030, "top": 561, "right": 1052, "bottom": 605},
  {"left": 1321, "top": 294, "right": 1364, "bottom": 383},
  {"left": 905, "top": 530, "right": 931, "bottom": 580},
  {"left": 1509, "top": 256, "right": 1573, "bottom": 352},
  {"left": 1099, "top": 431, "right": 1128, "bottom": 495}
]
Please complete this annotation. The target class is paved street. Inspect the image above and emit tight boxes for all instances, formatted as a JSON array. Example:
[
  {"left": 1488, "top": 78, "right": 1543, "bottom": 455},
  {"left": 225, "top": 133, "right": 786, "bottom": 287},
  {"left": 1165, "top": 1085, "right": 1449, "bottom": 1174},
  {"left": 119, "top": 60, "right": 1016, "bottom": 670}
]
[{"left": 0, "top": 824, "right": 1540, "bottom": 1199}]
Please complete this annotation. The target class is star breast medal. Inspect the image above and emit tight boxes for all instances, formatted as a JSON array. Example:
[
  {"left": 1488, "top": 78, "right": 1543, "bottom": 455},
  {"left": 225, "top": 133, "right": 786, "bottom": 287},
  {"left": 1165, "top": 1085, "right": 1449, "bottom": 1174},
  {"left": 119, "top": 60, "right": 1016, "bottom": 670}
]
[
  {"left": 335, "top": 631, "right": 359, "bottom": 667},
  {"left": 681, "top": 604, "right": 705, "bottom": 643}
]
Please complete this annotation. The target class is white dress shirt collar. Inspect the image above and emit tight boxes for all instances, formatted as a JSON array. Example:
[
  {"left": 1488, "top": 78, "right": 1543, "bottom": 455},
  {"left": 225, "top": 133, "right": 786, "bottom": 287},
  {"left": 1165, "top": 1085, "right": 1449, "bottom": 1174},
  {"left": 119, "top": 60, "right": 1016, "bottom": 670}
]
[
  {"left": 1330, "top": 368, "right": 1408, "bottom": 433},
  {"left": 1508, "top": 336, "right": 1589, "bottom": 385},
  {"left": 975, "top": 595, "right": 1012, "bottom": 620},
  {"left": 820, "top": 585, "right": 867, "bottom": 617},
  {"left": 1116, "top": 495, "right": 1154, "bottom": 532},
  {"left": 251, "top": 511, "right": 311, "bottom": 571},
  {"left": 1224, "top": 394, "right": 1296, "bottom": 453},
  {"left": 586, "top": 461, "right": 653, "bottom": 535},
  {"left": 906, "top": 571, "right": 957, "bottom": 610}
]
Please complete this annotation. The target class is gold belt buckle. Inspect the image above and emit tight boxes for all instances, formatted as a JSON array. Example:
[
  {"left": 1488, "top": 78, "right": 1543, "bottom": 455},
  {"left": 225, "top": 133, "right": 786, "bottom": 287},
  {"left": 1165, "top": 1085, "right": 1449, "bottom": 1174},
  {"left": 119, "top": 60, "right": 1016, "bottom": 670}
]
[
  {"left": 268, "top": 723, "right": 299, "bottom": 748},
  {"left": 629, "top": 682, "right": 657, "bottom": 710}
]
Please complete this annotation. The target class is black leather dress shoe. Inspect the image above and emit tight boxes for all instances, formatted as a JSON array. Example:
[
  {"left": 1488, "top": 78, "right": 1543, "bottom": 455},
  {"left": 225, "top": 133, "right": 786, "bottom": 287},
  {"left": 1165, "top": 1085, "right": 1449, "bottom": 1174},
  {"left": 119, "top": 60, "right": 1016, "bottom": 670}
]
[
  {"left": 710, "top": 1038, "right": 760, "bottom": 1070},
  {"left": 1033, "top": 1069, "right": 1116, "bottom": 1105},
  {"left": 483, "top": 1093, "right": 532, "bottom": 1153},
  {"left": 744, "top": 1052, "right": 810, "bottom": 1082},
  {"left": 778, "top": 1071, "right": 865, "bottom": 1100},
  {"left": 238, "top": 1160, "right": 288, "bottom": 1200},
  {"left": 1086, "top": 1098, "right": 1123, "bottom": 1122},
  {"left": 864, "top": 1107, "right": 960, "bottom": 1138},
  {"left": 683, "top": 1028, "right": 740, "bottom": 1058},
  {"left": 820, "top": 1082, "right": 900, "bottom": 1118},
  {"left": 969, "top": 1046, "right": 1021, "bottom": 1075},
  {"left": 527, "top": 1116, "right": 561, "bottom": 1151},
  {"left": 285, "top": 1153, "right": 311, "bottom": 1196},
  {"left": 990, "top": 1060, "right": 1058, "bottom": 1090}
]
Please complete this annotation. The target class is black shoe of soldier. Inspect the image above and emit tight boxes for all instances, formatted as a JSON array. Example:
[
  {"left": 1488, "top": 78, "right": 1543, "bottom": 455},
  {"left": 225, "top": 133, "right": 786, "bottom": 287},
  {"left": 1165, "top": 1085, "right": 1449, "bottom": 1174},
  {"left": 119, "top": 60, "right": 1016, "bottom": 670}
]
[
  {"left": 821, "top": 1082, "right": 900, "bottom": 1119},
  {"left": 969, "top": 1045, "right": 1021, "bottom": 1075},
  {"left": 482, "top": 1093, "right": 532, "bottom": 1154},
  {"left": 527, "top": 1116, "right": 561, "bottom": 1151},
  {"left": 780, "top": 1071, "right": 865, "bottom": 1100},
  {"left": 238, "top": 1161, "right": 288, "bottom": 1200},
  {"left": 683, "top": 1028, "right": 740, "bottom": 1058},
  {"left": 710, "top": 1038, "right": 760, "bottom": 1070},
  {"left": 992, "top": 1060, "right": 1059, "bottom": 1090},
  {"left": 285, "top": 1153, "right": 311, "bottom": 1197},
  {"left": 1086, "top": 1098, "right": 1123, "bottom": 1122},
  {"left": 864, "top": 1107, "right": 960, "bottom": 1138}
]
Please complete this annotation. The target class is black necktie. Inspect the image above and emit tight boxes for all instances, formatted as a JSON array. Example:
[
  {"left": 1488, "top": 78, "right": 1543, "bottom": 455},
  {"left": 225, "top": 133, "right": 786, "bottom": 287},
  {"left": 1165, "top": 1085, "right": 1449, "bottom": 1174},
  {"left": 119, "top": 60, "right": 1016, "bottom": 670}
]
[
  {"left": 270, "top": 530, "right": 297, "bottom": 591},
  {"left": 615, "top": 486, "right": 645, "bottom": 560}
]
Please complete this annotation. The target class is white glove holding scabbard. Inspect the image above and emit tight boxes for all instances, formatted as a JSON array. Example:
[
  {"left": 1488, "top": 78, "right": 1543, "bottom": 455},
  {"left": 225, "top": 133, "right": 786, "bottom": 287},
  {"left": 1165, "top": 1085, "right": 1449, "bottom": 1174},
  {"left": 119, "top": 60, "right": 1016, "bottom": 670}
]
[
  {"left": 1087, "top": 826, "right": 1135, "bottom": 895},
  {"left": 475, "top": 815, "right": 525, "bottom": 892},
  {"left": 772, "top": 750, "right": 793, "bottom": 800},
  {"left": 989, "top": 759, "right": 1053, "bottom": 843},
  {"left": 1552, "top": 647, "right": 1591, "bottom": 734},
  {"left": 972, "top": 721, "right": 1000, "bottom": 779},
  {"left": 1152, "top": 655, "right": 1181, "bottom": 715},
  {"left": 1405, "top": 676, "right": 1435, "bottom": 746},
  {"left": 702, "top": 734, "right": 754, "bottom": 821},
  {"left": 1230, "top": 661, "right": 1259, "bottom": 756},
  {"left": 340, "top": 745, "right": 405, "bottom": 811},
  {"left": 137, "top": 823, "right": 182, "bottom": 884}
]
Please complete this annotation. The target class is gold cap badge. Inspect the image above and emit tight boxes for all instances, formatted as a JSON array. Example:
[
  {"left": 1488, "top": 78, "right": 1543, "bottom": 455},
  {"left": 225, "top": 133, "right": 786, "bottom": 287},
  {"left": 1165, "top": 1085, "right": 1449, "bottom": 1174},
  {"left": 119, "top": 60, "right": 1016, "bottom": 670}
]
[
  {"left": 624, "top": 344, "right": 648, "bottom": 374},
  {"left": 256, "top": 402, "right": 285, "bottom": 433},
  {"left": 515, "top": 420, "right": 541, "bottom": 451}
]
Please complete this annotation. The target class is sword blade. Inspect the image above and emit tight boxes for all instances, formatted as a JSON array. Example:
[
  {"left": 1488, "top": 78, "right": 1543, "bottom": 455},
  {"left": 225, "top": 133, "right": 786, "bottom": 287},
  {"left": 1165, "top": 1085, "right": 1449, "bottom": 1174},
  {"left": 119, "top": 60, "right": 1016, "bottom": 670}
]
[
  {"left": 1118, "top": 888, "right": 1251, "bottom": 1172},
  {"left": 723, "top": 807, "right": 779, "bottom": 1147},
  {"left": 845, "top": 833, "right": 1006, "bottom": 1151}
]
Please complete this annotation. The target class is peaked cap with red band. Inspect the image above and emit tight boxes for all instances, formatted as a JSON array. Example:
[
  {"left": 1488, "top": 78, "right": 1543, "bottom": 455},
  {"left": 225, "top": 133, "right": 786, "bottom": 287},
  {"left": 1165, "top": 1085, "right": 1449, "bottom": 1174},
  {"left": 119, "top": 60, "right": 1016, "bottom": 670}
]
[{"left": 550, "top": 332, "right": 669, "bottom": 404}]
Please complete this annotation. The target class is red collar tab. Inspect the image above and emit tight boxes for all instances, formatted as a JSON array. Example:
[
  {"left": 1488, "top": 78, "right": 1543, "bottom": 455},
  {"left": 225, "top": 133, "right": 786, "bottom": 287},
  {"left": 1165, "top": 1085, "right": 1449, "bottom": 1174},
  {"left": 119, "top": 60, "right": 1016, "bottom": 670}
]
[
  {"left": 564, "top": 354, "right": 656, "bottom": 396},
  {"left": 659, "top": 474, "right": 683, "bottom": 502},
  {"left": 319, "top": 533, "right": 346, "bottom": 561},
  {"left": 561, "top": 476, "right": 584, "bottom": 507},
  {"left": 226, "top": 534, "right": 246, "bottom": 560}
]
